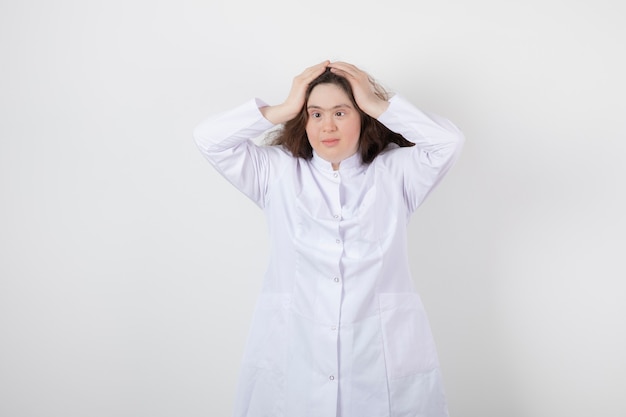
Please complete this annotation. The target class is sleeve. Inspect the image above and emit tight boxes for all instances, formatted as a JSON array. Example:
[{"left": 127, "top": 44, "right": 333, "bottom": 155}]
[
  {"left": 192, "top": 98, "right": 282, "bottom": 209},
  {"left": 377, "top": 95, "right": 465, "bottom": 213}
]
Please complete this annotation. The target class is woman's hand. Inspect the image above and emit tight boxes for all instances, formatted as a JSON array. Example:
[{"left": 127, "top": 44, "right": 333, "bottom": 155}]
[
  {"left": 328, "top": 61, "right": 390, "bottom": 118},
  {"left": 260, "top": 60, "right": 330, "bottom": 124}
]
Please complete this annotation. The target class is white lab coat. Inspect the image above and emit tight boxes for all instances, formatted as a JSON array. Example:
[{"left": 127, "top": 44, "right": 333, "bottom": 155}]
[{"left": 194, "top": 94, "right": 464, "bottom": 417}]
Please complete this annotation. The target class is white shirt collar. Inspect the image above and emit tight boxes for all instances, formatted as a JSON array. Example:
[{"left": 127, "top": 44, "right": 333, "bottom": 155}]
[{"left": 311, "top": 151, "right": 365, "bottom": 177}]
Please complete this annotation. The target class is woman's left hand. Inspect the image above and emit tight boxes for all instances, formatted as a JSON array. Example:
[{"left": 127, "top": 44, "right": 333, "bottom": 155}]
[{"left": 328, "top": 62, "right": 390, "bottom": 118}]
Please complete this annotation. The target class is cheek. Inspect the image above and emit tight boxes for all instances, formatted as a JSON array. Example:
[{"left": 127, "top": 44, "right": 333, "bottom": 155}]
[
  {"left": 347, "top": 123, "right": 361, "bottom": 143},
  {"left": 346, "top": 119, "right": 361, "bottom": 142},
  {"left": 305, "top": 123, "right": 317, "bottom": 141}
]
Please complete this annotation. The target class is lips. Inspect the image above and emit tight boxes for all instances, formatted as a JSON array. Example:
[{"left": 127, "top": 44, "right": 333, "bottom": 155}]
[{"left": 321, "top": 138, "right": 340, "bottom": 146}]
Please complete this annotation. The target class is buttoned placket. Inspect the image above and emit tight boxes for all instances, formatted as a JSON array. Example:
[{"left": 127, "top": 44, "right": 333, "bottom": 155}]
[
  {"left": 307, "top": 152, "right": 367, "bottom": 415},
  {"left": 330, "top": 169, "right": 343, "bottom": 331},
  {"left": 320, "top": 168, "right": 343, "bottom": 413}
]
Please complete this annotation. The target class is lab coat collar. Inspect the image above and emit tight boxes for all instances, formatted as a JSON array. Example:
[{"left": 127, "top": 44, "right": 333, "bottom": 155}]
[{"left": 311, "top": 151, "right": 365, "bottom": 177}]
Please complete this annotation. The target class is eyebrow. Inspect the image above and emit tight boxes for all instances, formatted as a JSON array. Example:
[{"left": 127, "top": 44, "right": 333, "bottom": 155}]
[{"left": 306, "top": 103, "right": 353, "bottom": 110}]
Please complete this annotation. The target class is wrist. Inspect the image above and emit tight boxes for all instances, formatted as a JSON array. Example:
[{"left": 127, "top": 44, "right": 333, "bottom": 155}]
[
  {"left": 368, "top": 100, "right": 390, "bottom": 119},
  {"left": 260, "top": 104, "right": 299, "bottom": 124}
]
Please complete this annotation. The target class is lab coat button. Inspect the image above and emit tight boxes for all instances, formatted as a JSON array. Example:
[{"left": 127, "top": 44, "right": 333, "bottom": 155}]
[
  {"left": 333, "top": 277, "right": 340, "bottom": 283},
  {"left": 333, "top": 173, "right": 338, "bottom": 178},
  {"left": 329, "top": 375, "right": 335, "bottom": 381},
  {"left": 331, "top": 326, "right": 337, "bottom": 331},
  {"left": 335, "top": 239, "right": 341, "bottom": 244}
]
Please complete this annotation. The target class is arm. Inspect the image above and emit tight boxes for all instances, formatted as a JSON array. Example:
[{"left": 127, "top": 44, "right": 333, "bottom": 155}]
[
  {"left": 193, "top": 98, "right": 276, "bottom": 208},
  {"left": 193, "top": 60, "right": 330, "bottom": 207},
  {"left": 329, "top": 61, "right": 464, "bottom": 211},
  {"left": 378, "top": 95, "right": 465, "bottom": 212}
]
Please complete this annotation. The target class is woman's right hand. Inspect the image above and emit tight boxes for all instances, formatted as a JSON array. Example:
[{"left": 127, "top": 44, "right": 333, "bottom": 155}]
[{"left": 260, "top": 60, "right": 329, "bottom": 124}]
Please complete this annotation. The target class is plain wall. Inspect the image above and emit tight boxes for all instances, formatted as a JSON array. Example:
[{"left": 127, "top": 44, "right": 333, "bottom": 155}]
[{"left": 1, "top": 1, "right": 624, "bottom": 416}]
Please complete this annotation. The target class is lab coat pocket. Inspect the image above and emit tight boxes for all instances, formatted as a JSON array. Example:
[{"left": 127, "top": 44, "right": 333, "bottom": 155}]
[
  {"left": 379, "top": 293, "right": 439, "bottom": 379},
  {"left": 243, "top": 293, "right": 292, "bottom": 371}
]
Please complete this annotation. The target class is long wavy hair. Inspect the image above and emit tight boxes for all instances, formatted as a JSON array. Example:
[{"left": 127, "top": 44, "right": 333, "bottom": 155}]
[{"left": 267, "top": 68, "right": 414, "bottom": 164}]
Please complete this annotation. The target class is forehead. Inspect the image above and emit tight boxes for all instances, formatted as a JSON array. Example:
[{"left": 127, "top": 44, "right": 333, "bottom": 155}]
[{"left": 307, "top": 83, "right": 351, "bottom": 107}]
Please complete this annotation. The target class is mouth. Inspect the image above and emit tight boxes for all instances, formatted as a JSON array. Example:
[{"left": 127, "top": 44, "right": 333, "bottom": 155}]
[{"left": 321, "top": 138, "right": 340, "bottom": 146}]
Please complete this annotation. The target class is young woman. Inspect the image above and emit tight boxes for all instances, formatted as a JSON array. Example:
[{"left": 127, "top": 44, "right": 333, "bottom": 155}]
[{"left": 194, "top": 61, "right": 464, "bottom": 417}]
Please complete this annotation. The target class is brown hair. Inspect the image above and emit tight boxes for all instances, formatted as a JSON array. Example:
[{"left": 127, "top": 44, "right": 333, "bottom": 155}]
[{"left": 267, "top": 68, "right": 414, "bottom": 163}]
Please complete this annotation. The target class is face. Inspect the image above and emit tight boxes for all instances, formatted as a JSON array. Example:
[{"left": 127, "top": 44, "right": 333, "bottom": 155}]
[{"left": 305, "top": 83, "right": 361, "bottom": 170}]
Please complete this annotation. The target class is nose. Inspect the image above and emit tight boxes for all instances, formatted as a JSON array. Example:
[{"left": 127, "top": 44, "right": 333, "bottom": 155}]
[{"left": 322, "top": 117, "right": 337, "bottom": 132}]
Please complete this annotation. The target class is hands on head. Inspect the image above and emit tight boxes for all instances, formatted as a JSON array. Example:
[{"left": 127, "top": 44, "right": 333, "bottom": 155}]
[{"left": 260, "top": 60, "right": 390, "bottom": 124}]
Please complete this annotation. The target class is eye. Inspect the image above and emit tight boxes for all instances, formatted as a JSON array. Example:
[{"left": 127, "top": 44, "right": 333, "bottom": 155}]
[
  {"left": 335, "top": 111, "right": 345, "bottom": 117},
  {"left": 311, "top": 112, "right": 321, "bottom": 118}
]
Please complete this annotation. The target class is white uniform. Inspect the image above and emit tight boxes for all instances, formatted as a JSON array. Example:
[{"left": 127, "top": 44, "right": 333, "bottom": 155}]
[{"left": 194, "top": 95, "right": 464, "bottom": 417}]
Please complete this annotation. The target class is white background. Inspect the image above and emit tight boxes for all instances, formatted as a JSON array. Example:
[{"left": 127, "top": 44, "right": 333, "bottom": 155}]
[{"left": 1, "top": 1, "right": 625, "bottom": 416}]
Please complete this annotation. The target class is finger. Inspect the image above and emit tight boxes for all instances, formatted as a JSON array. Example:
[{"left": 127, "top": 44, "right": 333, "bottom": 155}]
[
  {"left": 328, "top": 61, "right": 362, "bottom": 78},
  {"left": 328, "top": 61, "right": 357, "bottom": 71},
  {"left": 304, "top": 60, "right": 330, "bottom": 77}
]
